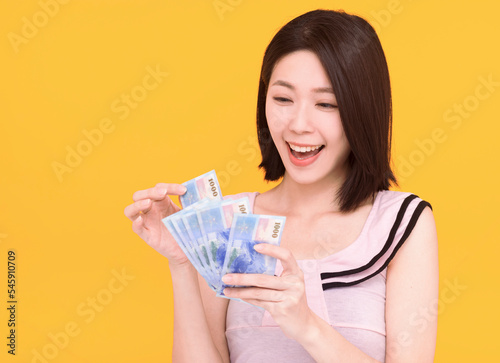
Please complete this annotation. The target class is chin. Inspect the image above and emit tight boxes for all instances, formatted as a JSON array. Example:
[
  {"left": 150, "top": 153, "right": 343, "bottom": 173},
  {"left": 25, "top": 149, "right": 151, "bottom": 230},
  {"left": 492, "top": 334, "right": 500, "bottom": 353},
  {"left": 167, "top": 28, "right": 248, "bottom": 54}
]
[
  {"left": 287, "top": 175, "right": 323, "bottom": 186},
  {"left": 283, "top": 165, "right": 334, "bottom": 186}
]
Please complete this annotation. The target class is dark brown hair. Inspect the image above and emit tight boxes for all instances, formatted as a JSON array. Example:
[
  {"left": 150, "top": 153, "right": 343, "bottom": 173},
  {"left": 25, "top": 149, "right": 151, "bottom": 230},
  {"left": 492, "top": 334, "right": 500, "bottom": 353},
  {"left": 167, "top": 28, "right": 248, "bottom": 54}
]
[{"left": 257, "top": 9, "right": 398, "bottom": 212}]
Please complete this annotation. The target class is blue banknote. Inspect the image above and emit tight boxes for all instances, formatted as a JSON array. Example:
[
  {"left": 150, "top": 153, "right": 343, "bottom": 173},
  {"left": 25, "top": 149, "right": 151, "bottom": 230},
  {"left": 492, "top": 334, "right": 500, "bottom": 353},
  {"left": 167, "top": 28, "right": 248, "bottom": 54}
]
[
  {"left": 162, "top": 217, "right": 208, "bottom": 278},
  {"left": 181, "top": 210, "right": 219, "bottom": 288},
  {"left": 218, "top": 214, "right": 286, "bottom": 296},
  {"left": 197, "top": 198, "right": 251, "bottom": 290},
  {"left": 179, "top": 170, "right": 222, "bottom": 208},
  {"left": 162, "top": 171, "right": 286, "bottom": 301},
  {"left": 163, "top": 199, "right": 219, "bottom": 290},
  {"left": 169, "top": 215, "right": 213, "bottom": 282}
]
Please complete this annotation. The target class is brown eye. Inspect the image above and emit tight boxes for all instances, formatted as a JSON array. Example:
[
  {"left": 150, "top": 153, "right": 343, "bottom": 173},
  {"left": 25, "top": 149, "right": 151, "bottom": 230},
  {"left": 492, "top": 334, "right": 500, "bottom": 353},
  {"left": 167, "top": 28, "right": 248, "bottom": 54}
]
[
  {"left": 317, "top": 103, "right": 338, "bottom": 109},
  {"left": 273, "top": 97, "right": 292, "bottom": 103}
]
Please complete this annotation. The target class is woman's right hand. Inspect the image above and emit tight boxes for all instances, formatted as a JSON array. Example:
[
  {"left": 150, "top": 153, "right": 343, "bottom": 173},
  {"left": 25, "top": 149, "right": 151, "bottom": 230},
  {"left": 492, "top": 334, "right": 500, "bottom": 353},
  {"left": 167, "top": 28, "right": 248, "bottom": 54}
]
[{"left": 124, "top": 183, "right": 188, "bottom": 266}]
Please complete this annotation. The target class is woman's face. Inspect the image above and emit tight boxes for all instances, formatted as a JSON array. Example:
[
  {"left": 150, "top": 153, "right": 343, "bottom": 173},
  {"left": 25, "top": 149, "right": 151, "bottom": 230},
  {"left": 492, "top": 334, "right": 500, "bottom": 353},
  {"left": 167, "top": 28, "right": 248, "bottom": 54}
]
[{"left": 265, "top": 50, "right": 351, "bottom": 185}]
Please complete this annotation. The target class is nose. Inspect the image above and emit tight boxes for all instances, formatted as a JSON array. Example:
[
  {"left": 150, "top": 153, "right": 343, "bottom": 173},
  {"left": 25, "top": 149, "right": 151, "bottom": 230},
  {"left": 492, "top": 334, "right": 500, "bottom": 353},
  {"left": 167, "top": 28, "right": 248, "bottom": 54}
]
[{"left": 287, "top": 102, "right": 314, "bottom": 134}]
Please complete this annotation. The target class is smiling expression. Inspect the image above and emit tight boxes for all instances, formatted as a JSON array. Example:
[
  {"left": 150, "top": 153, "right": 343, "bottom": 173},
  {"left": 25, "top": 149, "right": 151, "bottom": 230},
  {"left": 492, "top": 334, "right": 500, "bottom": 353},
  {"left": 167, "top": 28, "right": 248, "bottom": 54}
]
[{"left": 265, "top": 50, "right": 351, "bottom": 185}]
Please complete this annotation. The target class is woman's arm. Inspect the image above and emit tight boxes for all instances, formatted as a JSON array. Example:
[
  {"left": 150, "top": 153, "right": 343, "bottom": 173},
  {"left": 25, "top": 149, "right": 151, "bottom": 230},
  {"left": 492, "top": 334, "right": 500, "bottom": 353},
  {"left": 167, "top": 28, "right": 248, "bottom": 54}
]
[
  {"left": 198, "top": 272, "right": 231, "bottom": 361},
  {"left": 222, "top": 246, "right": 380, "bottom": 363},
  {"left": 298, "top": 206, "right": 438, "bottom": 362},
  {"left": 385, "top": 206, "right": 439, "bottom": 362},
  {"left": 223, "top": 206, "right": 439, "bottom": 362},
  {"left": 124, "top": 183, "right": 230, "bottom": 363},
  {"left": 171, "top": 263, "right": 230, "bottom": 363}
]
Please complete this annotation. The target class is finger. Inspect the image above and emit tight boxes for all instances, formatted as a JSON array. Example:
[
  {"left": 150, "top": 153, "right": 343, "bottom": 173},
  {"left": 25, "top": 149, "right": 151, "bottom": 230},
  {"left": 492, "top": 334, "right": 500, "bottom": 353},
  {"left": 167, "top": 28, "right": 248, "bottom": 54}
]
[
  {"left": 222, "top": 273, "right": 288, "bottom": 291},
  {"left": 124, "top": 199, "right": 152, "bottom": 220},
  {"left": 224, "top": 286, "right": 284, "bottom": 302},
  {"left": 237, "top": 299, "right": 272, "bottom": 311},
  {"left": 131, "top": 215, "right": 149, "bottom": 241},
  {"left": 254, "top": 244, "right": 300, "bottom": 276},
  {"left": 132, "top": 183, "right": 187, "bottom": 202}
]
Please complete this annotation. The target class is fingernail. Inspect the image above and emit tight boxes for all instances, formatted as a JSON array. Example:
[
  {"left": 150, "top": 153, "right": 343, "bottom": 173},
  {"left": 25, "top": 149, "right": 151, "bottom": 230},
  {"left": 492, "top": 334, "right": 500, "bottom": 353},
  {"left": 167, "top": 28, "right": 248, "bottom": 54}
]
[
  {"left": 254, "top": 244, "right": 264, "bottom": 251},
  {"left": 223, "top": 288, "right": 231, "bottom": 296},
  {"left": 222, "top": 275, "right": 232, "bottom": 283},
  {"left": 180, "top": 185, "right": 187, "bottom": 194},
  {"left": 141, "top": 199, "right": 150, "bottom": 206}
]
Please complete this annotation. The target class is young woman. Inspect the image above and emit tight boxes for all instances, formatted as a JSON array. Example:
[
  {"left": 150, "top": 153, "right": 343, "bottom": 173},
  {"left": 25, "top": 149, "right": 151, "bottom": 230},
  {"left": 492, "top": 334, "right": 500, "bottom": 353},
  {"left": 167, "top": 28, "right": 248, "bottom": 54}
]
[{"left": 124, "top": 9, "right": 438, "bottom": 363}]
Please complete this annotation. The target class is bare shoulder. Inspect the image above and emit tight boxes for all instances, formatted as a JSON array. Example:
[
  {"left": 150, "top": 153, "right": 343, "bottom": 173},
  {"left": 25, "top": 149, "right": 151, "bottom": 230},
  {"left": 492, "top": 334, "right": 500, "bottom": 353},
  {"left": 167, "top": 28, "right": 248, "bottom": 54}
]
[
  {"left": 388, "top": 205, "right": 438, "bottom": 271},
  {"left": 385, "top": 205, "right": 439, "bottom": 362}
]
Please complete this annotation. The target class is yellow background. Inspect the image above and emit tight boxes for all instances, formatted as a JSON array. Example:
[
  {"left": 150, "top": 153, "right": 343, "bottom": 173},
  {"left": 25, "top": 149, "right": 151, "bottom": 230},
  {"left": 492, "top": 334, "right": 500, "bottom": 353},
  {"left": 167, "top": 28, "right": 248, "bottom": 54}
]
[{"left": 1, "top": 1, "right": 499, "bottom": 362}]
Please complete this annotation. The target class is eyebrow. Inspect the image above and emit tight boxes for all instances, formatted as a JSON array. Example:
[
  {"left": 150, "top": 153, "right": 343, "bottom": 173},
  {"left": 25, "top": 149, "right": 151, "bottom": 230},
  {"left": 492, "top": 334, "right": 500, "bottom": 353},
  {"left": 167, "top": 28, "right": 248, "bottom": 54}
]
[{"left": 271, "top": 80, "right": 334, "bottom": 94}]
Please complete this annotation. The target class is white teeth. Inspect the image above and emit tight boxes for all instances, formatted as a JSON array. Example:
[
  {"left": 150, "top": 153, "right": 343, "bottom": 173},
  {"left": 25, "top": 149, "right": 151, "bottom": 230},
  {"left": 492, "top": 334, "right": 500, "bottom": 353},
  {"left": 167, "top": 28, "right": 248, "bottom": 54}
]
[{"left": 288, "top": 143, "right": 322, "bottom": 152}]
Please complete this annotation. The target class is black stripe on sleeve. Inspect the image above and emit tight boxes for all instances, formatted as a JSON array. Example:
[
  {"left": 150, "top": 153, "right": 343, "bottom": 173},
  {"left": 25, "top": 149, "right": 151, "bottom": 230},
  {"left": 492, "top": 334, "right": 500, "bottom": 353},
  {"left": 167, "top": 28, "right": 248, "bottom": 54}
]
[
  {"left": 320, "top": 194, "right": 418, "bottom": 280},
  {"left": 322, "top": 199, "right": 432, "bottom": 291}
]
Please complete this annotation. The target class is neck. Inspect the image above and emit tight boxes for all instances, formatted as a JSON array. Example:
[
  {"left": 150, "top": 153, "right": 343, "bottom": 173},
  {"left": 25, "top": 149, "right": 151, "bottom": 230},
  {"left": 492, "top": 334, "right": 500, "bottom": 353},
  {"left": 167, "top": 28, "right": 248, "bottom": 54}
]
[{"left": 273, "top": 171, "right": 346, "bottom": 216}]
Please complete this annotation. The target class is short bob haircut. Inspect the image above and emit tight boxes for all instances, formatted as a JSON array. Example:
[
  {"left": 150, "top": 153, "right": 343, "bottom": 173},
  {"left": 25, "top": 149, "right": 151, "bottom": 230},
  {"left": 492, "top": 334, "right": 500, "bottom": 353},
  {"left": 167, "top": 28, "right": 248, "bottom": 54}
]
[{"left": 257, "top": 9, "right": 398, "bottom": 213}]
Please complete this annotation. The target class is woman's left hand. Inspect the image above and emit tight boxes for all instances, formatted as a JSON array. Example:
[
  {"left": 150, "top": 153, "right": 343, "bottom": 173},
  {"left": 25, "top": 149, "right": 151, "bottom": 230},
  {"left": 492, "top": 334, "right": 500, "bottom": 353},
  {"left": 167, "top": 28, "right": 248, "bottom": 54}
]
[{"left": 222, "top": 243, "right": 315, "bottom": 341}]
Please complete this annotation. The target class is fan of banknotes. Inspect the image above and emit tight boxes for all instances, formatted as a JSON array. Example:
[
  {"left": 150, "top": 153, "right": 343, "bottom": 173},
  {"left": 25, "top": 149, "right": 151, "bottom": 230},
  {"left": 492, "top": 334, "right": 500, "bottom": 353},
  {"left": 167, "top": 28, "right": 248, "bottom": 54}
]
[{"left": 162, "top": 170, "right": 286, "bottom": 299}]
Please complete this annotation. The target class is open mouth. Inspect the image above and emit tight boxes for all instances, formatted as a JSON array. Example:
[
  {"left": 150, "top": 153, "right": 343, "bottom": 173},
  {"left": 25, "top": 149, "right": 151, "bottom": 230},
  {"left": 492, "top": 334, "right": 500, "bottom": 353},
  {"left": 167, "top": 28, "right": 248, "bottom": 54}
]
[{"left": 287, "top": 142, "right": 325, "bottom": 160}]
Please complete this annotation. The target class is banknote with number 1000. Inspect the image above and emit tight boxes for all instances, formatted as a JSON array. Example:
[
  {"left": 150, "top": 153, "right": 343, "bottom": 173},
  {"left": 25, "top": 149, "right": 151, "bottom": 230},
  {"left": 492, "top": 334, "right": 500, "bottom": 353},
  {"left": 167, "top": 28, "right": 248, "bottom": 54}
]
[
  {"left": 180, "top": 170, "right": 222, "bottom": 208},
  {"left": 197, "top": 198, "right": 251, "bottom": 286},
  {"left": 162, "top": 170, "right": 287, "bottom": 302},
  {"left": 162, "top": 197, "right": 252, "bottom": 291},
  {"left": 217, "top": 213, "right": 286, "bottom": 295}
]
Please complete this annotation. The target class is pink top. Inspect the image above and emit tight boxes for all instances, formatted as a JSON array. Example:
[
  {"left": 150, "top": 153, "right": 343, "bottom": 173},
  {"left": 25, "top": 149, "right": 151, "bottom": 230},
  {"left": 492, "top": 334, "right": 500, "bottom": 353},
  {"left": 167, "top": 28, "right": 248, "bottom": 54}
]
[{"left": 224, "top": 190, "right": 432, "bottom": 363}]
